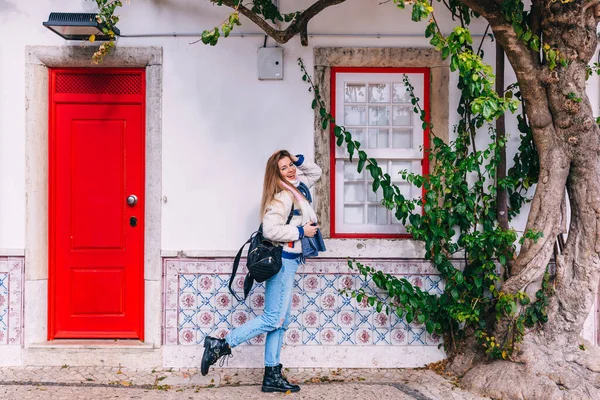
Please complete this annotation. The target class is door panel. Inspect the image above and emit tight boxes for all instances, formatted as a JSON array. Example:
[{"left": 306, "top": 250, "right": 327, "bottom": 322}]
[{"left": 49, "top": 69, "right": 145, "bottom": 340}]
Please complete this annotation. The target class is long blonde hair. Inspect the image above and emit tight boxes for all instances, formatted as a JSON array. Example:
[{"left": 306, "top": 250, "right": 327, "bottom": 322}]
[{"left": 260, "top": 150, "right": 305, "bottom": 216}]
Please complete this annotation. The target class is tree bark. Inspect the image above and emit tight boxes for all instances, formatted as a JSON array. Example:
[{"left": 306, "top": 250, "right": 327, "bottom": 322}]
[{"left": 455, "top": 2, "right": 600, "bottom": 398}]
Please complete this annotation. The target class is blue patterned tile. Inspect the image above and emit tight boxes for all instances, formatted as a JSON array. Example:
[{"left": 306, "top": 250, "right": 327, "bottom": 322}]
[
  {"left": 179, "top": 310, "right": 198, "bottom": 329},
  {"left": 338, "top": 328, "right": 356, "bottom": 345},
  {"left": 355, "top": 328, "right": 373, "bottom": 345},
  {"left": 373, "top": 329, "right": 391, "bottom": 345},
  {"left": 287, "top": 309, "right": 302, "bottom": 328},
  {"left": 338, "top": 308, "right": 356, "bottom": 329},
  {"left": 356, "top": 310, "right": 372, "bottom": 326},
  {"left": 302, "top": 328, "right": 321, "bottom": 345},
  {"left": 319, "top": 327, "right": 338, "bottom": 345},
  {"left": 320, "top": 291, "right": 338, "bottom": 311},
  {"left": 302, "top": 307, "right": 320, "bottom": 329},
  {"left": 408, "top": 327, "right": 426, "bottom": 345},
  {"left": 321, "top": 275, "right": 337, "bottom": 291},
  {"left": 371, "top": 311, "right": 391, "bottom": 329},
  {"left": 169, "top": 261, "right": 446, "bottom": 348},
  {"left": 284, "top": 327, "right": 302, "bottom": 345},
  {"left": 391, "top": 328, "right": 408, "bottom": 345},
  {"left": 319, "top": 310, "right": 337, "bottom": 327},
  {"left": 179, "top": 275, "right": 197, "bottom": 293},
  {"left": 425, "top": 275, "right": 444, "bottom": 295}
]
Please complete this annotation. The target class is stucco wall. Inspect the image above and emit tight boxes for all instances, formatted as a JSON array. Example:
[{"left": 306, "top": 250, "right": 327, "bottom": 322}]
[{"left": 2, "top": 0, "right": 598, "bottom": 254}]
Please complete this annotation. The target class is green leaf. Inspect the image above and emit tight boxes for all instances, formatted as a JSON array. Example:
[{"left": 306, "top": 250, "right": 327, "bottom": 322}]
[
  {"left": 426, "top": 320, "right": 434, "bottom": 333},
  {"left": 441, "top": 46, "right": 450, "bottom": 60}
]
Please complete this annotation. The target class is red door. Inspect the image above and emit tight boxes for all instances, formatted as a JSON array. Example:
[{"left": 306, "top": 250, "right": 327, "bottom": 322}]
[{"left": 49, "top": 69, "right": 145, "bottom": 339}]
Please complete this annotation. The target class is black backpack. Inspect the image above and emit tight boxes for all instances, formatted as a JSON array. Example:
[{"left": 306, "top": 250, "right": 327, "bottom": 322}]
[{"left": 228, "top": 205, "right": 294, "bottom": 301}]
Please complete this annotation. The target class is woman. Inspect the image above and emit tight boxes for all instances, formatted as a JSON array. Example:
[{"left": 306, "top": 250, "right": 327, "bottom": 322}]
[{"left": 200, "top": 150, "right": 322, "bottom": 393}]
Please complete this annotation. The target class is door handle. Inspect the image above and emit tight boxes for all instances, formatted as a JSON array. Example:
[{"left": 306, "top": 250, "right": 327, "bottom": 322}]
[{"left": 127, "top": 194, "right": 138, "bottom": 206}]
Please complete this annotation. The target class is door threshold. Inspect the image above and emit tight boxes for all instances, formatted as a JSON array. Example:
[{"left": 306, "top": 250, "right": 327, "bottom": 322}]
[{"left": 29, "top": 339, "right": 153, "bottom": 349}]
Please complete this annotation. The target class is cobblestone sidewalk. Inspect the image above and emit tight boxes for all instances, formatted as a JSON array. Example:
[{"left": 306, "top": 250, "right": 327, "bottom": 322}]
[{"left": 0, "top": 366, "right": 488, "bottom": 400}]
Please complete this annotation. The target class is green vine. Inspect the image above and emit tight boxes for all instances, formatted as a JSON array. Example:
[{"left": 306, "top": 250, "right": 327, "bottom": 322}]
[
  {"left": 297, "top": 12, "right": 549, "bottom": 357},
  {"left": 91, "top": 0, "right": 124, "bottom": 63}
]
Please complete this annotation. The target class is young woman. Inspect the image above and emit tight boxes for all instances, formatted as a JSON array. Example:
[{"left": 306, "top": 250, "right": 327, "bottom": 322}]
[{"left": 200, "top": 150, "right": 322, "bottom": 393}]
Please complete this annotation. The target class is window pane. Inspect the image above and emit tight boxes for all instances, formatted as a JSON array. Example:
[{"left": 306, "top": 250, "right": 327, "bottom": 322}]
[
  {"left": 368, "top": 205, "right": 388, "bottom": 225},
  {"left": 344, "top": 163, "right": 364, "bottom": 181},
  {"left": 344, "top": 182, "right": 366, "bottom": 202},
  {"left": 368, "top": 106, "right": 390, "bottom": 126},
  {"left": 368, "top": 129, "right": 389, "bottom": 149},
  {"left": 392, "top": 129, "right": 413, "bottom": 148},
  {"left": 367, "top": 186, "right": 383, "bottom": 202},
  {"left": 347, "top": 128, "right": 365, "bottom": 144},
  {"left": 344, "top": 205, "right": 364, "bottom": 224},
  {"left": 368, "top": 83, "right": 390, "bottom": 103},
  {"left": 391, "top": 161, "right": 412, "bottom": 179},
  {"left": 392, "top": 83, "right": 411, "bottom": 103},
  {"left": 392, "top": 106, "right": 412, "bottom": 126},
  {"left": 345, "top": 106, "right": 366, "bottom": 126},
  {"left": 345, "top": 83, "right": 366, "bottom": 103},
  {"left": 398, "top": 183, "right": 412, "bottom": 198}
]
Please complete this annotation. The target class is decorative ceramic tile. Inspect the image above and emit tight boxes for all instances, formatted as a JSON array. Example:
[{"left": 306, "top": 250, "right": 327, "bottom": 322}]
[
  {"left": 0, "top": 258, "right": 24, "bottom": 345},
  {"left": 408, "top": 327, "right": 426, "bottom": 345},
  {"left": 0, "top": 274, "right": 8, "bottom": 345},
  {"left": 285, "top": 328, "right": 302, "bottom": 345},
  {"left": 338, "top": 328, "right": 356, "bottom": 345},
  {"left": 302, "top": 328, "right": 320, "bottom": 345},
  {"left": 162, "top": 258, "right": 448, "bottom": 348},
  {"left": 356, "top": 328, "right": 373, "bottom": 345},
  {"left": 373, "top": 329, "right": 391, "bottom": 345},
  {"left": 391, "top": 328, "right": 408, "bottom": 345}
]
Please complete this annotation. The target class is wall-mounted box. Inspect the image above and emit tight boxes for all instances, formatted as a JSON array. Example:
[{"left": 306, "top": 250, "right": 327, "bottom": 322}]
[{"left": 257, "top": 47, "right": 283, "bottom": 80}]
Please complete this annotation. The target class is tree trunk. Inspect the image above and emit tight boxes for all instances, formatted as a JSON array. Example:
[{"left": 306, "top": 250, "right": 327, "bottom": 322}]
[{"left": 454, "top": 2, "right": 600, "bottom": 398}]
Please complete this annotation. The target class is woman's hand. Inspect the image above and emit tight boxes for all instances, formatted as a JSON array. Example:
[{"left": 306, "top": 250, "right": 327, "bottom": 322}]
[
  {"left": 303, "top": 222, "right": 319, "bottom": 238},
  {"left": 289, "top": 153, "right": 298, "bottom": 163}
]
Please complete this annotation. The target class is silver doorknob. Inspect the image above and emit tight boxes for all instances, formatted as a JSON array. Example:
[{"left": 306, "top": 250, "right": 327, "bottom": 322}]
[{"left": 127, "top": 194, "right": 138, "bottom": 206}]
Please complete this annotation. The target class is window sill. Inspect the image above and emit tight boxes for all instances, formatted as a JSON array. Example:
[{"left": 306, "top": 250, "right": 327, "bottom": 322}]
[{"left": 321, "top": 238, "right": 426, "bottom": 259}]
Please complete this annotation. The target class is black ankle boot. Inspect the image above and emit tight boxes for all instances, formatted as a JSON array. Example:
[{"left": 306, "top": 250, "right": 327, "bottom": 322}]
[
  {"left": 201, "top": 336, "right": 232, "bottom": 376},
  {"left": 275, "top": 364, "right": 300, "bottom": 392},
  {"left": 262, "top": 365, "right": 301, "bottom": 393}
]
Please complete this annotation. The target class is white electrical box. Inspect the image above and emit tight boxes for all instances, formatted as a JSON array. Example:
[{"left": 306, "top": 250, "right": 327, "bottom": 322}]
[{"left": 257, "top": 47, "right": 284, "bottom": 80}]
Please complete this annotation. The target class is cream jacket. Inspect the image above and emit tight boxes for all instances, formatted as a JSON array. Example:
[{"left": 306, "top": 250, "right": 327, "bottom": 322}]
[{"left": 262, "top": 156, "right": 322, "bottom": 254}]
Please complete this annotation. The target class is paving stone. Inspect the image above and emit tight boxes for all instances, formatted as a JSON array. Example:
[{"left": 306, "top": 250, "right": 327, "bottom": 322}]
[{"left": 0, "top": 366, "right": 488, "bottom": 400}]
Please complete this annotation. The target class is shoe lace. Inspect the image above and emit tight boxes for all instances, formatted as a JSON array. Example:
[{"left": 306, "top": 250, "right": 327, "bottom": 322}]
[{"left": 218, "top": 353, "right": 233, "bottom": 368}]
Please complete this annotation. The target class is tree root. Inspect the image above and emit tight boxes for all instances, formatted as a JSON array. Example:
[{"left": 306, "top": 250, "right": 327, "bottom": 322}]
[{"left": 459, "top": 337, "right": 600, "bottom": 399}]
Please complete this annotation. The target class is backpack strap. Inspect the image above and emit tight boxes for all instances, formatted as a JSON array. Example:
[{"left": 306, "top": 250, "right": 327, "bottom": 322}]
[
  {"left": 228, "top": 233, "right": 255, "bottom": 301},
  {"left": 229, "top": 204, "right": 295, "bottom": 301}
]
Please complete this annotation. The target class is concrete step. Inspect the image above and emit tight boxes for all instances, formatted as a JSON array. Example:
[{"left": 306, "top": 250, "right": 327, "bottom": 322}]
[{"left": 23, "top": 340, "right": 162, "bottom": 367}]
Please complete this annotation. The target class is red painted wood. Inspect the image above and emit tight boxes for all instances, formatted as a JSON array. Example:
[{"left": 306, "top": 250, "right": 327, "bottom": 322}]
[
  {"left": 330, "top": 67, "right": 431, "bottom": 239},
  {"left": 49, "top": 69, "right": 145, "bottom": 340}
]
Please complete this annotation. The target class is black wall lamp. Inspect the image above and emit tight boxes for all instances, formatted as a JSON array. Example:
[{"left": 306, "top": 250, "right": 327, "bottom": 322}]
[{"left": 43, "top": 13, "right": 120, "bottom": 41}]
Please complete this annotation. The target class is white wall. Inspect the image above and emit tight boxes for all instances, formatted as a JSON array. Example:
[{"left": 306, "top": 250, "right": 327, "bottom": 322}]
[{"left": 0, "top": 0, "right": 598, "bottom": 252}]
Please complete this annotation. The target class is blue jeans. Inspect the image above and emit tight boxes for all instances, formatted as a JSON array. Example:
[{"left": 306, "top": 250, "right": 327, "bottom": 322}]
[{"left": 225, "top": 257, "right": 299, "bottom": 367}]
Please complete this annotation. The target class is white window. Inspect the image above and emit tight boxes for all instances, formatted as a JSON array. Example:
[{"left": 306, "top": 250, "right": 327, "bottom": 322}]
[{"left": 332, "top": 68, "right": 429, "bottom": 237}]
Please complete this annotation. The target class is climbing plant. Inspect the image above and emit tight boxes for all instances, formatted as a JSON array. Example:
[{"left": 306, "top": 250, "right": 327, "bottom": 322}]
[{"left": 94, "top": 1, "right": 600, "bottom": 397}]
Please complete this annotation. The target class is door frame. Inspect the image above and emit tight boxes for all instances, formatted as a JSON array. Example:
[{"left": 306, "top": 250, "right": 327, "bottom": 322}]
[
  {"left": 24, "top": 46, "right": 163, "bottom": 345},
  {"left": 48, "top": 68, "right": 146, "bottom": 340}
]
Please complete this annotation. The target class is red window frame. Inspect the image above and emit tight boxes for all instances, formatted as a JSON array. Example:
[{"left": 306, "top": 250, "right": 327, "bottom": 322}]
[{"left": 329, "top": 67, "right": 431, "bottom": 239}]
